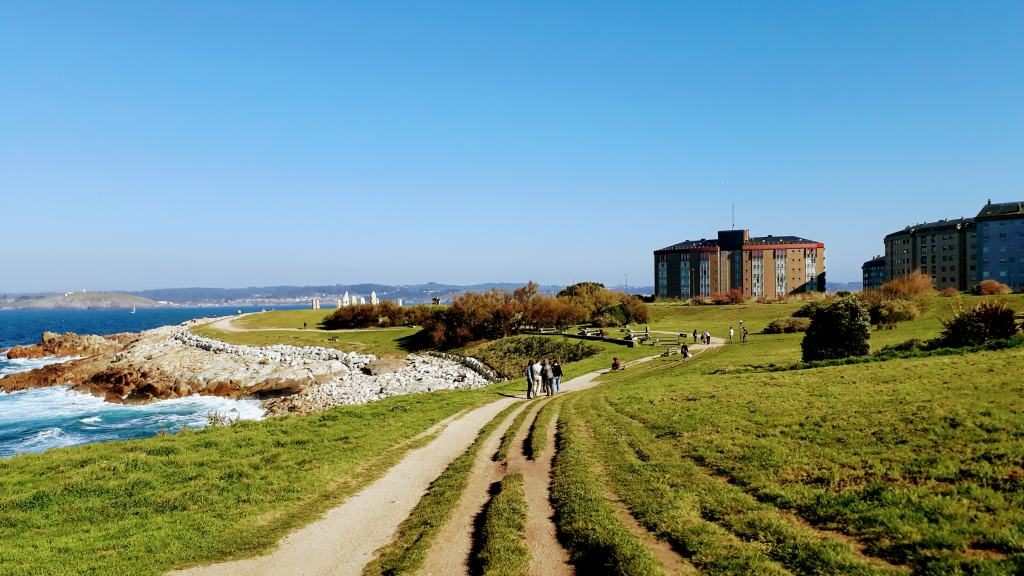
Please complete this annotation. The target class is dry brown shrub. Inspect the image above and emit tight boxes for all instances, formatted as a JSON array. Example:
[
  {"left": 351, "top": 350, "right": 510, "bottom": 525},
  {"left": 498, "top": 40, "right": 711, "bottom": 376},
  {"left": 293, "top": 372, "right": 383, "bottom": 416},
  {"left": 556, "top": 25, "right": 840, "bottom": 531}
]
[
  {"left": 940, "top": 287, "right": 960, "bottom": 297},
  {"left": 975, "top": 279, "right": 1012, "bottom": 295},
  {"left": 883, "top": 271, "right": 934, "bottom": 297}
]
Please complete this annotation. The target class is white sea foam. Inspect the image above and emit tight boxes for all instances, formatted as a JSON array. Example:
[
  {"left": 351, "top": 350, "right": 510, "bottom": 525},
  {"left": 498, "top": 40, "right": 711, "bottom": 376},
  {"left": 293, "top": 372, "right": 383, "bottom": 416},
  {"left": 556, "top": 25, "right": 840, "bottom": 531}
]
[
  {"left": 0, "top": 355, "right": 80, "bottom": 378},
  {"left": 0, "top": 386, "right": 264, "bottom": 457}
]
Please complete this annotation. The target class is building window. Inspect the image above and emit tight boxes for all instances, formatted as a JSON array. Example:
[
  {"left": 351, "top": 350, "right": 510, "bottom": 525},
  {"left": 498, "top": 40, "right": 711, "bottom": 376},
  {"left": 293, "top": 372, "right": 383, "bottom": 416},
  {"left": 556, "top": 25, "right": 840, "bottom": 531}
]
[
  {"left": 679, "top": 253, "right": 690, "bottom": 299},
  {"left": 751, "top": 251, "right": 764, "bottom": 298}
]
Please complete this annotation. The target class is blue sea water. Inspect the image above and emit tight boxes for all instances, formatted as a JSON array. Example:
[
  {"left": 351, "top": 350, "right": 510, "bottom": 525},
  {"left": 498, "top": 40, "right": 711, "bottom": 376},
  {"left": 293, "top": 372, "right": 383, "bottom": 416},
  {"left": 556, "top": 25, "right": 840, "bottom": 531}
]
[{"left": 0, "top": 306, "right": 292, "bottom": 457}]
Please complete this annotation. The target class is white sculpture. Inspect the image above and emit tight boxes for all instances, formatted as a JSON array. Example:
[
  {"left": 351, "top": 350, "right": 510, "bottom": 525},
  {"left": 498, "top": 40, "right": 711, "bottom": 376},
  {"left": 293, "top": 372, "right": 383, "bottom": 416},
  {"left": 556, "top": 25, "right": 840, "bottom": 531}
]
[
  {"left": 359, "top": 296, "right": 366, "bottom": 305},
  {"left": 370, "top": 291, "right": 379, "bottom": 305},
  {"left": 342, "top": 292, "right": 350, "bottom": 306},
  {"left": 311, "top": 297, "right": 321, "bottom": 310},
  {"left": 396, "top": 298, "right": 403, "bottom": 307}
]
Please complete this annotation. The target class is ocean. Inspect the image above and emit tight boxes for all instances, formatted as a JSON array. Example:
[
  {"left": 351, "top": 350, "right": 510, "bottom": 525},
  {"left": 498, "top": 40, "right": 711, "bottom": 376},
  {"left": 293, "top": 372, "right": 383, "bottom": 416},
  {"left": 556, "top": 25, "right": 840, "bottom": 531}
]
[{"left": 0, "top": 306, "right": 293, "bottom": 457}]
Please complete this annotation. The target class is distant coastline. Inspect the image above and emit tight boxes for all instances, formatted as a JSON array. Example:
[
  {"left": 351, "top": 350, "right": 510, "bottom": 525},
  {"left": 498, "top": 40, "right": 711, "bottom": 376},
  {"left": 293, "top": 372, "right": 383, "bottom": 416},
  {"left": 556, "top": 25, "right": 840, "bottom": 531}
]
[{"left": 0, "top": 291, "right": 168, "bottom": 310}]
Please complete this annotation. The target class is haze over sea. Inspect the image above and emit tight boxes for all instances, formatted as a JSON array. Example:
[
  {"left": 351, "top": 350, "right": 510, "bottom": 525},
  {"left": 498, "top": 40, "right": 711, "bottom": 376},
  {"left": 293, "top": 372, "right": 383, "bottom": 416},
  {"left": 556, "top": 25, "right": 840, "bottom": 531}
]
[{"left": 0, "top": 307, "right": 287, "bottom": 457}]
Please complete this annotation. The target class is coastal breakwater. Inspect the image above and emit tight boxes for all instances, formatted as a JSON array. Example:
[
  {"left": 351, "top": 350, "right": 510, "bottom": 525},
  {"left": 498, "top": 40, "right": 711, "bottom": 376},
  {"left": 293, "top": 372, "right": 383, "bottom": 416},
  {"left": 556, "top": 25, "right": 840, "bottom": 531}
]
[{"left": 0, "top": 320, "right": 492, "bottom": 415}]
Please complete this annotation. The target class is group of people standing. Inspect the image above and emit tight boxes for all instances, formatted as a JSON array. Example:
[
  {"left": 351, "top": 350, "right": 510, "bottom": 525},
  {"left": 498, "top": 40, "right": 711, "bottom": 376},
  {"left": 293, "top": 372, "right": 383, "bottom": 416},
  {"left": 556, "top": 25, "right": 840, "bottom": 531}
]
[
  {"left": 524, "top": 359, "right": 562, "bottom": 398},
  {"left": 692, "top": 329, "right": 712, "bottom": 345}
]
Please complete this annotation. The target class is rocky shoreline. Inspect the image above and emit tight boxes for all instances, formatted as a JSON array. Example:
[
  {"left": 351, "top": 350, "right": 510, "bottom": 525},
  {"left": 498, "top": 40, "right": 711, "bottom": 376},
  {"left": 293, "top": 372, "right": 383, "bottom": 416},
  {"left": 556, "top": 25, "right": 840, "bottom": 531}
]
[{"left": 0, "top": 319, "right": 494, "bottom": 415}]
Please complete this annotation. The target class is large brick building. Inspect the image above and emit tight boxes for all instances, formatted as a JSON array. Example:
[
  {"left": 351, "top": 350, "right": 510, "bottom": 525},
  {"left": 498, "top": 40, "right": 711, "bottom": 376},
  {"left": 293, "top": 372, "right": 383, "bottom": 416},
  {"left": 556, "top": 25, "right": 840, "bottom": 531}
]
[{"left": 653, "top": 229, "right": 826, "bottom": 299}]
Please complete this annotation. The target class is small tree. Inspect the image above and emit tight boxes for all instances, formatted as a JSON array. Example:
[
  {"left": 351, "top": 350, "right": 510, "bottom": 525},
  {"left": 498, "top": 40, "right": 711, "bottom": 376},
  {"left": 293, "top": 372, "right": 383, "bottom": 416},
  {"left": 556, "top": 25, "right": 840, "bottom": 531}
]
[{"left": 801, "top": 297, "right": 871, "bottom": 361}]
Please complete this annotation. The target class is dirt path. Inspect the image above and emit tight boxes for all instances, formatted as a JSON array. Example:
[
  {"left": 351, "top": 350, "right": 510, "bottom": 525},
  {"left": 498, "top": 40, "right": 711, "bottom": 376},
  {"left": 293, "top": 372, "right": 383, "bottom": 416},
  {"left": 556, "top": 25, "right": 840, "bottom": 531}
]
[
  {"left": 417, "top": 403, "right": 528, "bottom": 575},
  {"left": 506, "top": 401, "right": 573, "bottom": 575},
  {"left": 169, "top": 398, "right": 519, "bottom": 576}
]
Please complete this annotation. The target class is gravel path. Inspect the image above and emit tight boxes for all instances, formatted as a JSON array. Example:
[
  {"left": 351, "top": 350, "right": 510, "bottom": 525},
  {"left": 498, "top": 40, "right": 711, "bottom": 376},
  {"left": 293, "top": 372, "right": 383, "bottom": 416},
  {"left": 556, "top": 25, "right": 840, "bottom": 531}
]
[{"left": 169, "top": 399, "right": 518, "bottom": 576}]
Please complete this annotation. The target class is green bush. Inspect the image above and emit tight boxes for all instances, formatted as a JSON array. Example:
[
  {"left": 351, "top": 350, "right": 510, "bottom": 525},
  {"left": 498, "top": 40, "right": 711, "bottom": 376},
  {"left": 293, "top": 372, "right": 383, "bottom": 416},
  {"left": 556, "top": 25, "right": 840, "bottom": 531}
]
[
  {"left": 868, "top": 299, "right": 922, "bottom": 327},
  {"left": 935, "top": 301, "right": 1019, "bottom": 348},
  {"left": 463, "top": 336, "right": 600, "bottom": 379},
  {"left": 801, "top": 297, "right": 871, "bottom": 362},
  {"left": 764, "top": 317, "right": 812, "bottom": 334}
]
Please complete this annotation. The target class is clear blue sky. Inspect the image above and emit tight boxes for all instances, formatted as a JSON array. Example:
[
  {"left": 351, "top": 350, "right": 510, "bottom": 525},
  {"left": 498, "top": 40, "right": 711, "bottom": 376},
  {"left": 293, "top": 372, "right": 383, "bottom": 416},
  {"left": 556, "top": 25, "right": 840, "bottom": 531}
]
[{"left": 2, "top": 1, "right": 1021, "bottom": 293}]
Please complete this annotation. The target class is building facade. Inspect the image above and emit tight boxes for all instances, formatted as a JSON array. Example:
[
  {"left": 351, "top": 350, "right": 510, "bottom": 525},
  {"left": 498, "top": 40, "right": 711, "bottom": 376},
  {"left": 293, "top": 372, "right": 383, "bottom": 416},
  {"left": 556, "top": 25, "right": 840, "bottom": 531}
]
[
  {"left": 977, "top": 200, "right": 1024, "bottom": 291},
  {"left": 654, "top": 229, "right": 825, "bottom": 299},
  {"left": 862, "top": 256, "right": 885, "bottom": 291},
  {"left": 882, "top": 218, "right": 976, "bottom": 291}
]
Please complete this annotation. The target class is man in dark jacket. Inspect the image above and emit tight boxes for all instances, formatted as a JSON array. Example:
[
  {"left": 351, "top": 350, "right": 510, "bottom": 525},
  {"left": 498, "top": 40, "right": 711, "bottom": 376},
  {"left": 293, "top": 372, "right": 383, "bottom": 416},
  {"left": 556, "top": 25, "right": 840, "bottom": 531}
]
[{"left": 551, "top": 360, "right": 563, "bottom": 393}]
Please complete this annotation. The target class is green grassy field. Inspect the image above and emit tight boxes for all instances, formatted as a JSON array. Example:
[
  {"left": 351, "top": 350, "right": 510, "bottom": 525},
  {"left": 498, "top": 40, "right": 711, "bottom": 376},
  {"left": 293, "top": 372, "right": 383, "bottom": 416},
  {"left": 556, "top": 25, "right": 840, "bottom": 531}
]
[
  {"left": 231, "top": 309, "right": 336, "bottom": 330},
  {"left": 554, "top": 297, "right": 1024, "bottom": 575},
  {"left": 191, "top": 324, "right": 420, "bottom": 358}
]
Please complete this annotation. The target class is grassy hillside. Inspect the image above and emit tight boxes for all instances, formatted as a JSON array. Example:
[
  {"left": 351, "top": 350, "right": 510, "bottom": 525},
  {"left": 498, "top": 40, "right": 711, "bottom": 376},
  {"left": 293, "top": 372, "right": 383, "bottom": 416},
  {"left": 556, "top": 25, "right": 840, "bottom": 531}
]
[
  {"left": 550, "top": 296, "right": 1024, "bottom": 575},
  {"left": 4, "top": 296, "right": 1022, "bottom": 574}
]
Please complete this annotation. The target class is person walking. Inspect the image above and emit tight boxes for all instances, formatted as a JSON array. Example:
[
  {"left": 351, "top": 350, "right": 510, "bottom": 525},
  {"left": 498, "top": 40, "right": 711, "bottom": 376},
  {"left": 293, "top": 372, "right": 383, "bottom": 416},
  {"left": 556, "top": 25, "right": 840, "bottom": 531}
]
[
  {"left": 681, "top": 343, "right": 690, "bottom": 359},
  {"left": 551, "top": 360, "right": 563, "bottom": 393},
  {"left": 542, "top": 359, "right": 555, "bottom": 396},
  {"left": 692, "top": 329, "right": 698, "bottom": 343},
  {"left": 524, "top": 360, "right": 535, "bottom": 399},
  {"left": 729, "top": 326, "right": 734, "bottom": 343},
  {"left": 741, "top": 326, "right": 749, "bottom": 343},
  {"left": 530, "top": 359, "right": 543, "bottom": 398}
]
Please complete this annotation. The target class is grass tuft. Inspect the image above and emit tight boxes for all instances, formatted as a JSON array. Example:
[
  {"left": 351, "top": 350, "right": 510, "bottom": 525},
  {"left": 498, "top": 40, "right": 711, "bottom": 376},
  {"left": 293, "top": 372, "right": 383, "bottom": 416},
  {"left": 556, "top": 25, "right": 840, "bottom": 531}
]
[
  {"left": 524, "top": 397, "right": 560, "bottom": 460},
  {"left": 549, "top": 401, "right": 665, "bottom": 575},
  {"left": 476, "top": 473, "right": 530, "bottom": 576}
]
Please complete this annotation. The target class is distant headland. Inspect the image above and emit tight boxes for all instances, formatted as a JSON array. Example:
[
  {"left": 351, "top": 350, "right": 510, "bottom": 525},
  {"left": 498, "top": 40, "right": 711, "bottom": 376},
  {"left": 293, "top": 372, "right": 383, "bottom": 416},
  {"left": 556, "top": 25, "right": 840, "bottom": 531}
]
[{"left": 0, "top": 291, "right": 166, "bottom": 310}]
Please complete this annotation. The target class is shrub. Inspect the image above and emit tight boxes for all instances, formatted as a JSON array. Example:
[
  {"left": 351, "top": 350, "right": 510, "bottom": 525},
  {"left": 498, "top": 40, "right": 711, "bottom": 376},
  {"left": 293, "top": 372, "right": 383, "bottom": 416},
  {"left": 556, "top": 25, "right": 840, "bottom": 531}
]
[
  {"left": 764, "top": 317, "right": 811, "bottom": 334},
  {"left": 974, "top": 279, "right": 1012, "bottom": 295},
  {"left": 800, "top": 297, "right": 871, "bottom": 362},
  {"left": 934, "top": 301, "right": 1019, "bottom": 348},
  {"left": 939, "top": 287, "right": 960, "bottom": 297},
  {"left": 421, "top": 282, "right": 648, "bottom": 348},
  {"left": 710, "top": 289, "right": 747, "bottom": 305},
  {"left": 836, "top": 290, "right": 852, "bottom": 298},
  {"left": 882, "top": 271, "right": 934, "bottom": 297},
  {"left": 868, "top": 299, "right": 922, "bottom": 328},
  {"left": 321, "top": 303, "right": 435, "bottom": 329}
]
